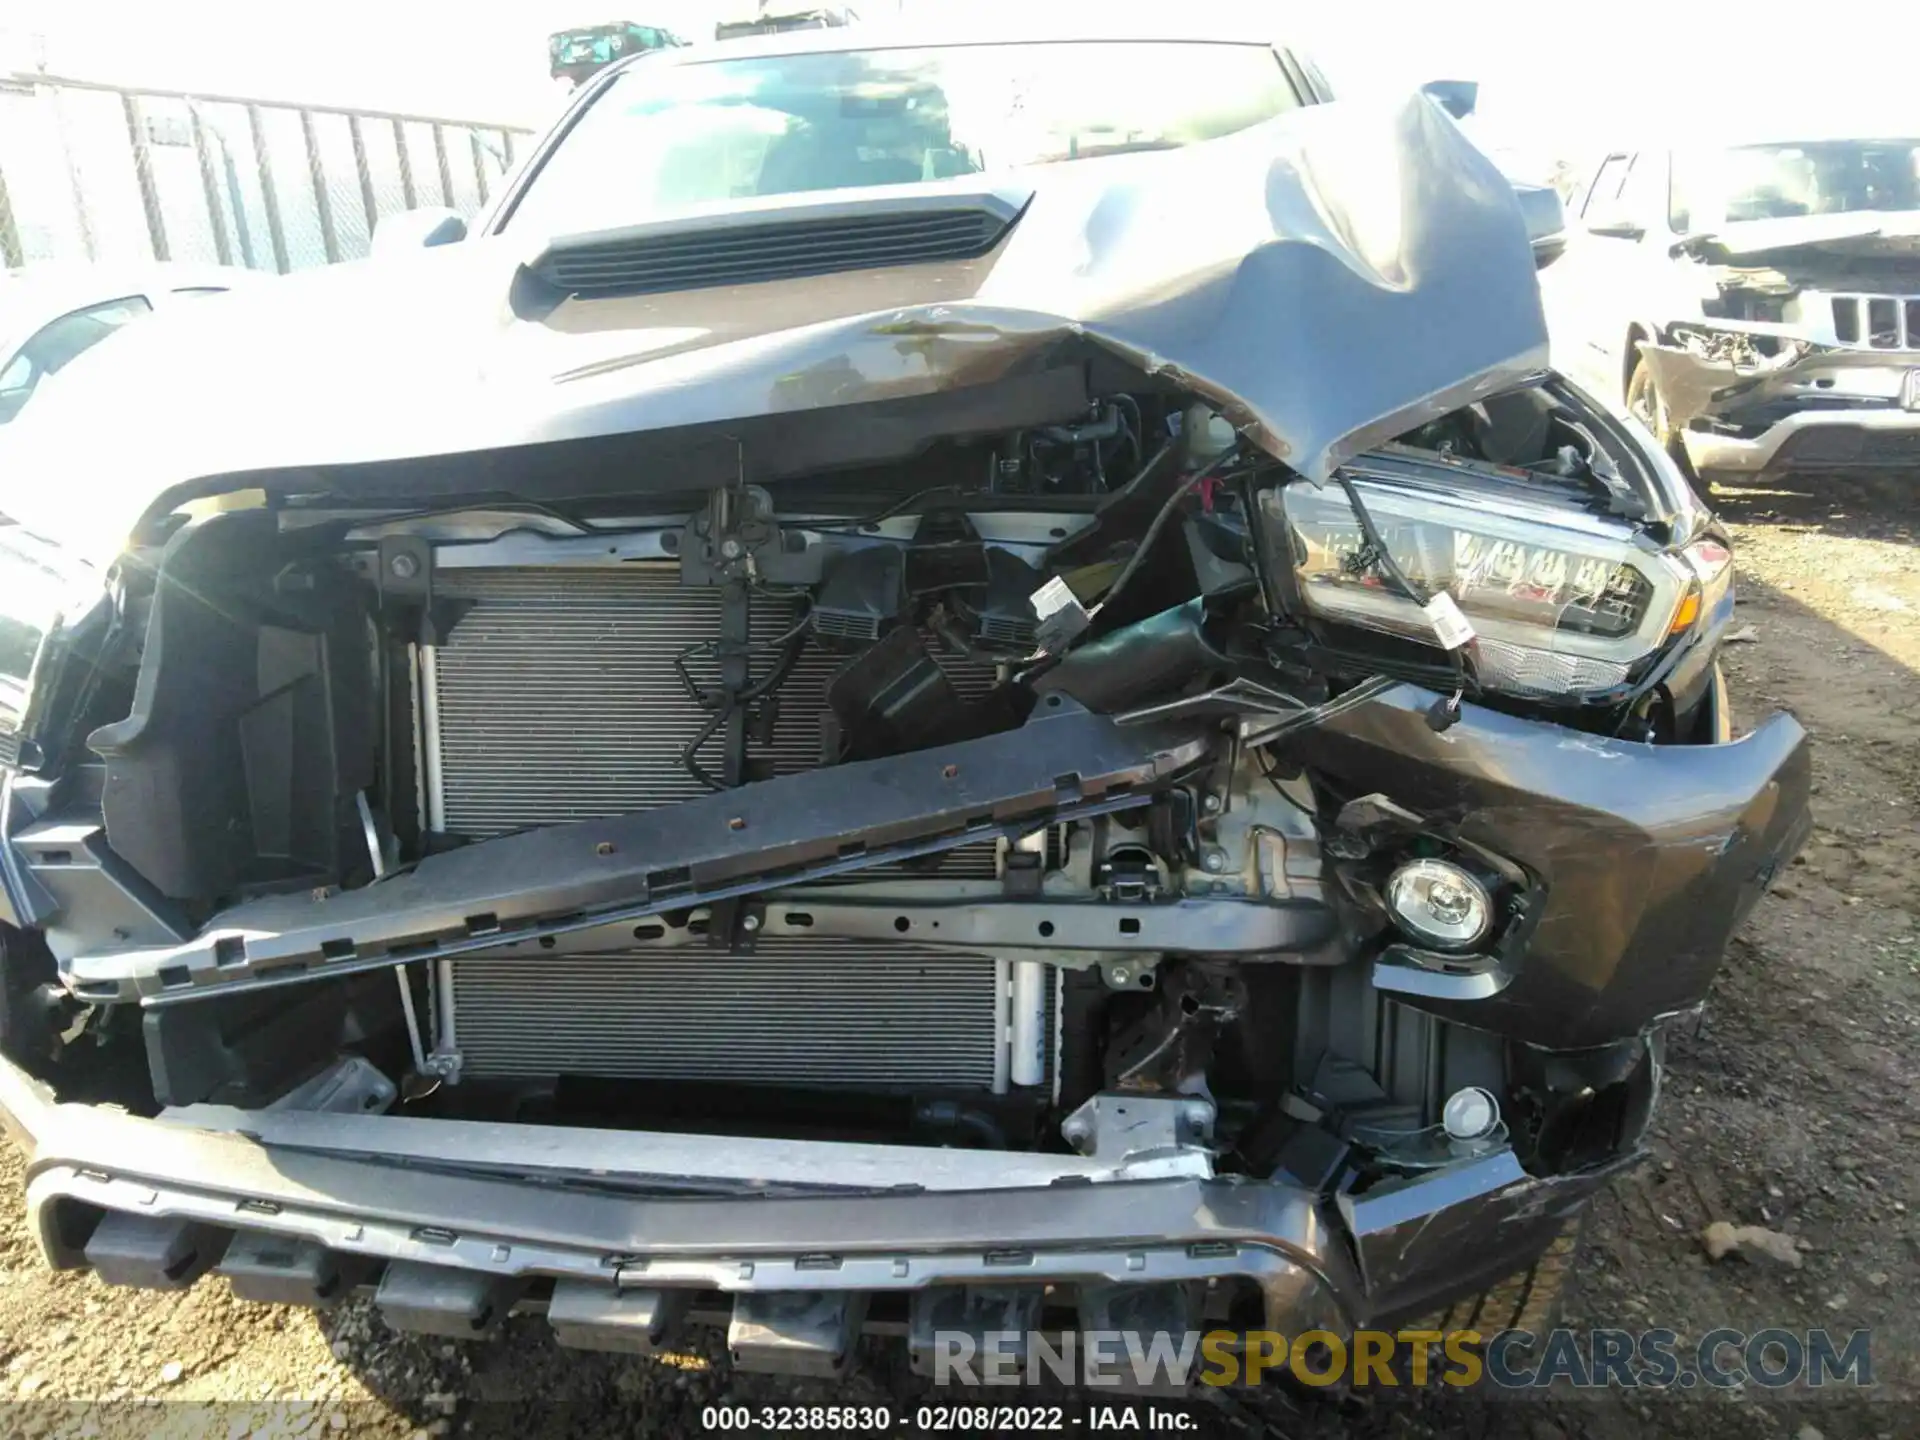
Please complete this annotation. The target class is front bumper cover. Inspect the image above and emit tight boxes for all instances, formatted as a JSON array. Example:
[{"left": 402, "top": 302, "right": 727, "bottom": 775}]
[
  {"left": 1685, "top": 407, "right": 1920, "bottom": 479},
  {"left": 0, "top": 673, "right": 1805, "bottom": 1351},
  {"left": 1293, "top": 685, "right": 1811, "bottom": 1051},
  {"left": 1639, "top": 340, "right": 1920, "bottom": 480},
  {"left": 0, "top": 1051, "right": 1620, "bottom": 1341}
]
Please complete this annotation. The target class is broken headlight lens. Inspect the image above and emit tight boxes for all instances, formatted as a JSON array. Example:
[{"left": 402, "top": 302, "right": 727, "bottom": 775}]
[{"left": 1263, "top": 468, "right": 1711, "bottom": 699}]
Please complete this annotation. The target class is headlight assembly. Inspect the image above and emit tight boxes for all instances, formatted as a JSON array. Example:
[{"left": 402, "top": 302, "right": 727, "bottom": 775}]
[{"left": 1259, "top": 462, "right": 1730, "bottom": 700}]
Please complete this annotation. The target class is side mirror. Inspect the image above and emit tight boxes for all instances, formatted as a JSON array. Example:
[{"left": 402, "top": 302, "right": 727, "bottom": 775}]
[
  {"left": 1420, "top": 79, "right": 1478, "bottom": 120},
  {"left": 1587, "top": 219, "right": 1648, "bottom": 242},
  {"left": 1512, "top": 182, "right": 1569, "bottom": 270},
  {"left": 372, "top": 207, "right": 469, "bottom": 258}
]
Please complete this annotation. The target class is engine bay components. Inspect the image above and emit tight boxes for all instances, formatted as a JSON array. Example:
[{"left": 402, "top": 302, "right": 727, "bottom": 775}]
[
  {"left": 825, "top": 627, "right": 986, "bottom": 761},
  {"left": 948, "top": 548, "right": 1047, "bottom": 653},
  {"left": 811, "top": 547, "right": 908, "bottom": 647},
  {"left": 0, "top": 363, "right": 1802, "bottom": 1241}
]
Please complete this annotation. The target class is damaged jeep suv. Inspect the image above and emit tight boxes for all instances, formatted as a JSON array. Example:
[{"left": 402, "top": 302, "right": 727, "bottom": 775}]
[
  {"left": 1550, "top": 131, "right": 1920, "bottom": 489},
  {"left": 0, "top": 23, "right": 1809, "bottom": 1377}
]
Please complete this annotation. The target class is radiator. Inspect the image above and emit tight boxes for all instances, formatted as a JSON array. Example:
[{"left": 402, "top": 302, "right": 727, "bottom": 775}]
[
  {"left": 421, "top": 564, "right": 1024, "bottom": 1091},
  {"left": 427, "top": 565, "right": 997, "bottom": 837},
  {"left": 452, "top": 939, "right": 1005, "bottom": 1089}
]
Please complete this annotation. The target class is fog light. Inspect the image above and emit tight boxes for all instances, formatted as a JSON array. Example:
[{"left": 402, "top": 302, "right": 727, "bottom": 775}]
[
  {"left": 1385, "top": 859, "right": 1492, "bottom": 952},
  {"left": 1443, "top": 1086, "right": 1502, "bottom": 1142}
]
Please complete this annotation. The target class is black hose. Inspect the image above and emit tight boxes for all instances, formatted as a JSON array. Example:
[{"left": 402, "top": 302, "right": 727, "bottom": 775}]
[
  {"left": 928, "top": 605, "right": 1016, "bottom": 663},
  {"left": 1091, "top": 446, "right": 1243, "bottom": 621},
  {"left": 681, "top": 708, "right": 729, "bottom": 792},
  {"left": 801, "top": 483, "right": 973, "bottom": 538},
  {"left": 1098, "top": 436, "right": 1178, "bottom": 508},
  {"left": 736, "top": 626, "right": 807, "bottom": 706},
  {"left": 677, "top": 615, "right": 810, "bottom": 790},
  {"left": 915, "top": 1100, "right": 1009, "bottom": 1149}
]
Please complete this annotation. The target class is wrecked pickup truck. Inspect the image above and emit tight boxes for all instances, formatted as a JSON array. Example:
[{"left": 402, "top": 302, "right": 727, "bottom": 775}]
[
  {"left": 0, "top": 24, "right": 1808, "bottom": 1380},
  {"left": 1548, "top": 134, "right": 1920, "bottom": 489}
]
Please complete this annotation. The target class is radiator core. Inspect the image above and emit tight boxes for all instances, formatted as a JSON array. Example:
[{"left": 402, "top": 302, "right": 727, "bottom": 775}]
[
  {"left": 452, "top": 939, "right": 1004, "bottom": 1090},
  {"left": 429, "top": 565, "right": 997, "bottom": 834},
  {"left": 424, "top": 564, "right": 1018, "bottom": 1091}
]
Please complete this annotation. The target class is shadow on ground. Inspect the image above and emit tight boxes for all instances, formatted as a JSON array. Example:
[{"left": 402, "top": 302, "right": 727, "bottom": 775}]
[{"left": 1708, "top": 470, "right": 1917, "bottom": 546}]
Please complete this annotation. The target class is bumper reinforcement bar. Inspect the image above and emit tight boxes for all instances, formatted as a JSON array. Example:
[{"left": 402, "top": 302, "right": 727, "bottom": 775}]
[{"left": 62, "top": 697, "right": 1209, "bottom": 1005}]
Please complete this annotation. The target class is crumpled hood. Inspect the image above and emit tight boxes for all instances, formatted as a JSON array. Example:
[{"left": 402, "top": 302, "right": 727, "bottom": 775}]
[{"left": 0, "top": 92, "right": 1547, "bottom": 564}]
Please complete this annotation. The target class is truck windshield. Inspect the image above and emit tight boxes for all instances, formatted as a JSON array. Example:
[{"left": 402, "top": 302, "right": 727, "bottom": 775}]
[
  {"left": 503, "top": 41, "right": 1298, "bottom": 235},
  {"left": 1672, "top": 140, "right": 1920, "bottom": 228}
]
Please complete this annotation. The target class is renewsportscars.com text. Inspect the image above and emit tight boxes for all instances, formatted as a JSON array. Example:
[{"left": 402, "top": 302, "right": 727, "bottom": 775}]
[{"left": 932, "top": 1327, "right": 1873, "bottom": 1391}]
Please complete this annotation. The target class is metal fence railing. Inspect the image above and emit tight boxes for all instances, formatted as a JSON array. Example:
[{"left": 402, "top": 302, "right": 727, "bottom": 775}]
[{"left": 0, "top": 74, "right": 535, "bottom": 272}]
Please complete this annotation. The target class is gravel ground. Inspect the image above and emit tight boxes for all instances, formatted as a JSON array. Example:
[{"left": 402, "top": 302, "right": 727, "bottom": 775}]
[{"left": 0, "top": 473, "right": 1913, "bottom": 1440}]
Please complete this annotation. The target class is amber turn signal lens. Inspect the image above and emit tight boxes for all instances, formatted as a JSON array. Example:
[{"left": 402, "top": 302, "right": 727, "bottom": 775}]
[{"left": 1668, "top": 586, "right": 1702, "bottom": 636}]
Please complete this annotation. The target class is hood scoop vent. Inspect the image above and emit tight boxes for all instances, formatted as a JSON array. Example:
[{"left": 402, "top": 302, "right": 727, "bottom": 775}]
[{"left": 532, "top": 200, "right": 1019, "bottom": 298}]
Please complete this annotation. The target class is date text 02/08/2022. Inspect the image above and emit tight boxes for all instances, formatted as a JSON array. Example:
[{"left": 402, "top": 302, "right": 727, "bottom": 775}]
[{"left": 698, "top": 1404, "right": 1196, "bottom": 1432}]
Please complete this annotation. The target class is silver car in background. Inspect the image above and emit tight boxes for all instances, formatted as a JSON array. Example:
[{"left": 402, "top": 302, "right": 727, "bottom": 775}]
[{"left": 0, "top": 264, "right": 248, "bottom": 427}]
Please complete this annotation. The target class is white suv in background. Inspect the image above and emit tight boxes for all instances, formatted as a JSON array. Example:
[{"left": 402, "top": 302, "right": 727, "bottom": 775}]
[{"left": 1543, "top": 134, "right": 1920, "bottom": 489}]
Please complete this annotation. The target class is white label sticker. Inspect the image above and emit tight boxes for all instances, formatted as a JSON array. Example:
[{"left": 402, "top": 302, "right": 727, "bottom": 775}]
[
  {"left": 1423, "top": 592, "right": 1475, "bottom": 649},
  {"left": 1029, "top": 575, "right": 1080, "bottom": 619}
]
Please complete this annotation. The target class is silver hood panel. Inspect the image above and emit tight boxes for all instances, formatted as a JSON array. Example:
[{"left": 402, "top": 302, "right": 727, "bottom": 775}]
[{"left": 2, "top": 93, "right": 1547, "bottom": 562}]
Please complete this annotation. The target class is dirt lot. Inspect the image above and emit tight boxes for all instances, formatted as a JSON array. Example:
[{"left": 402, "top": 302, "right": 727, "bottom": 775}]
[{"left": 0, "top": 475, "right": 1913, "bottom": 1440}]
